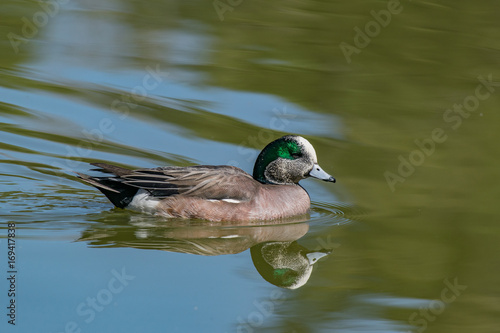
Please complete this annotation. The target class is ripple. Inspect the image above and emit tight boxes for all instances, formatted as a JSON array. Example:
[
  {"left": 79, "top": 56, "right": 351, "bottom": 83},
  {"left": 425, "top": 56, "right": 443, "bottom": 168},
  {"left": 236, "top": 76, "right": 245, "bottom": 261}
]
[{"left": 309, "top": 201, "right": 366, "bottom": 226}]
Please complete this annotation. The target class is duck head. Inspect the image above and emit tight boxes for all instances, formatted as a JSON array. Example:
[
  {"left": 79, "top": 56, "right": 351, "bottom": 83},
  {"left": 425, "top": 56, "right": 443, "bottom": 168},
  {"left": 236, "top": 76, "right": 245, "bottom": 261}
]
[
  {"left": 250, "top": 241, "right": 331, "bottom": 289},
  {"left": 253, "top": 135, "right": 335, "bottom": 185}
]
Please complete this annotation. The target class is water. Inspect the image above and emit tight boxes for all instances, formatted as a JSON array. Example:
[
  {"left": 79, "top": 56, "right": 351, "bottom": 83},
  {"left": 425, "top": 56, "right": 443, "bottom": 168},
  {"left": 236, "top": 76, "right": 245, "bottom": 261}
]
[{"left": 1, "top": 0, "right": 500, "bottom": 332}]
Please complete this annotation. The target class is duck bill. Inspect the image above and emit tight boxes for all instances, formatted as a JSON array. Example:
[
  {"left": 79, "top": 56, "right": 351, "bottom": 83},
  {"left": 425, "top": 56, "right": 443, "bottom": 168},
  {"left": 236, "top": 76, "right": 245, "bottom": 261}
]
[
  {"left": 309, "top": 164, "right": 336, "bottom": 183},
  {"left": 306, "top": 251, "right": 331, "bottom": 265}
]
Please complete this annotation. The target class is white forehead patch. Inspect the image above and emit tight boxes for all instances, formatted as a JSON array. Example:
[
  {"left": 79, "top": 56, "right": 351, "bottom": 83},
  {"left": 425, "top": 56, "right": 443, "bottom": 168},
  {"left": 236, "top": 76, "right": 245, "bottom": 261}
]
[{"left": 296, "top": 136, "right": 318, "bottom": 162}]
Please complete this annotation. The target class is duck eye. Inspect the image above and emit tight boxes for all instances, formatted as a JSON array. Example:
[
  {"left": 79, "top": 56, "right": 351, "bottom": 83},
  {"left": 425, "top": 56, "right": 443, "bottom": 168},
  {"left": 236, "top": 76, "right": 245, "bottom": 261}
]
[{"left": 291, "top": 153, "right": 302, "bottom": 159}]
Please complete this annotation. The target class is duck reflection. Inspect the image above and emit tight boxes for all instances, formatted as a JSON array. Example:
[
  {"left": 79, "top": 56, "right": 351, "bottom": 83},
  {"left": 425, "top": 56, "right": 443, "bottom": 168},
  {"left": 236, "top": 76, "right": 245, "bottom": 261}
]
[
  {"left": 79, "top": 214, "right": 331, "bottom": 288},
  {"left": 251, "top": 242, "right": 330, "bottom": 289}
]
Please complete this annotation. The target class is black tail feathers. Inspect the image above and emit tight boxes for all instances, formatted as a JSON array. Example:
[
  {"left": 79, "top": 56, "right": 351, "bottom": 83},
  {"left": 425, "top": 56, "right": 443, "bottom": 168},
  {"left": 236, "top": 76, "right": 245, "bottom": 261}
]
[{"left": 76, "top": 164, "right": 138, "bottom": 208}]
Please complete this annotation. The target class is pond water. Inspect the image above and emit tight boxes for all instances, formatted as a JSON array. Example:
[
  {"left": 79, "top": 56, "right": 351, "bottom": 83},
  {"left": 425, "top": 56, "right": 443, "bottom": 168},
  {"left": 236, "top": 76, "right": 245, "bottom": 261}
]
[{"left": 1, "top": 0, "right": 500, "bottom": 332}]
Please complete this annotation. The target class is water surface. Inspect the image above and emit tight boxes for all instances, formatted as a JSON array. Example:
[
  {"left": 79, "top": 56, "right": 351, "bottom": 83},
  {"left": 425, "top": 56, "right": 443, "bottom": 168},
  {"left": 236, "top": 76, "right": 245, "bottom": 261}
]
[{"left": 1, "top": 0, "right": 500, "bottom": 332}]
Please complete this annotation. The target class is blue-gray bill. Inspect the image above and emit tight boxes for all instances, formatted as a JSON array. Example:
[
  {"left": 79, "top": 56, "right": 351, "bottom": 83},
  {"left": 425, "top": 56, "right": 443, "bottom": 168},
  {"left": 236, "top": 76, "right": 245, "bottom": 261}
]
[
  {"left": 309, "top": 164, "right": 336, "bottom": 183},
  {"left": 306, "top": 251, "right": 331, "bottom": 265}
]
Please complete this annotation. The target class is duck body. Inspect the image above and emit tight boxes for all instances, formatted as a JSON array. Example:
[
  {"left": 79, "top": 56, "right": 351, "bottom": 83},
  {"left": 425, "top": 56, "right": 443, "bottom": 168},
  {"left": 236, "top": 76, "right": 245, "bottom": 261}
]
[{"left": 78, "top": 135, "right": 335, "bottom": 222}]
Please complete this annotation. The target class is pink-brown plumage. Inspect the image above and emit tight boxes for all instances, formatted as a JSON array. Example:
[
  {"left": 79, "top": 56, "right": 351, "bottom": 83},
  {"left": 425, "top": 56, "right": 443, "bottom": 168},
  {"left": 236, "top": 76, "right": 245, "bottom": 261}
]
[
  {"left": 156, "top": 184, "right": 310, "bottom": 221},
  {"left": 77, "top": 135, "right": 335, "bottom": 222}
]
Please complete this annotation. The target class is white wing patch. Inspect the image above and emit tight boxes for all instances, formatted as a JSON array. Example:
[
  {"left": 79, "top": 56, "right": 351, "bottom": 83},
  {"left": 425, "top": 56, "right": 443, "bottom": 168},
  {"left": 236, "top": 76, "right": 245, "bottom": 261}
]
[
  {"left": 221, "top": 198, "right": 241, "bottom": 203},
  {"left": 207, "top": 198, "right": 242, "bottom": 204}
]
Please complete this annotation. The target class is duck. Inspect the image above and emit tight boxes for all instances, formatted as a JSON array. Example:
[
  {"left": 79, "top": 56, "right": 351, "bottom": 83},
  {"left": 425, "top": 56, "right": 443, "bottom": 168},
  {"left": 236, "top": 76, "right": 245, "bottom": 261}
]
[
  {"left": 77, "top": 135, "right": 335, "bottom": 222},
  {"left": 251, "top": 241, "right": 331, "bottom": 289}
]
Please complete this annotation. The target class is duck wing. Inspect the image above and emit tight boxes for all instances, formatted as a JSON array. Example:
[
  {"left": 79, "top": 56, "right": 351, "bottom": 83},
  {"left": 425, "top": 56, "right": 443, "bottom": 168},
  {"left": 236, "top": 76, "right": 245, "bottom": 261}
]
[{"left": 91, "top": 163, "right": 260, "bottom": 201}]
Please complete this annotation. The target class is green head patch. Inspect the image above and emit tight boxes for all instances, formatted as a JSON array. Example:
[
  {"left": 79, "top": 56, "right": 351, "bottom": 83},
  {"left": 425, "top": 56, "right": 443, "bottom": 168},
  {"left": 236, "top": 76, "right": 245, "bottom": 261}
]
[
  {"left": 253, "top": 138, "right": 302, "bottom": 183},
  {"left": 273, "top": 268, "right": 298, "bottom": 287}
]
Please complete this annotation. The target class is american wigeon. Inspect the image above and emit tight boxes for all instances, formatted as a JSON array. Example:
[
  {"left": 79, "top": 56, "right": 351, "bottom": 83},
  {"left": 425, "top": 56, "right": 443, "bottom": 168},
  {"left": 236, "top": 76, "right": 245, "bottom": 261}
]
[
  {"left": 77, "top": 135, "right": 335, "bottom": 221},
  {"left": 251, "top": 241, "right": 330, "bottom": 289}
]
